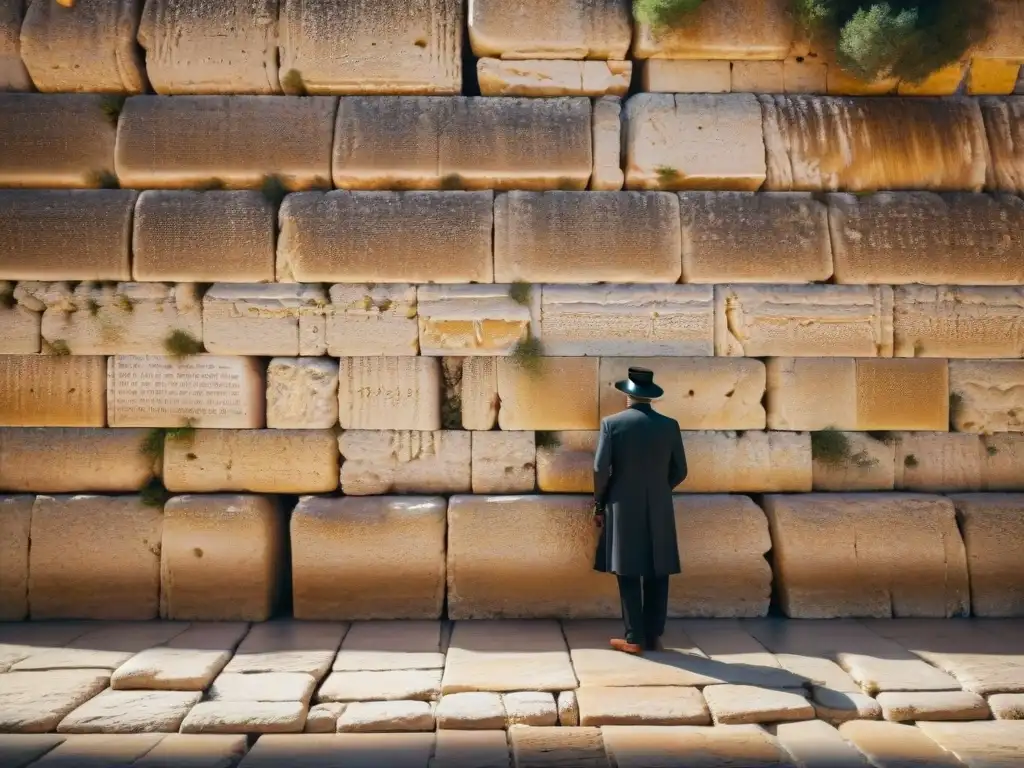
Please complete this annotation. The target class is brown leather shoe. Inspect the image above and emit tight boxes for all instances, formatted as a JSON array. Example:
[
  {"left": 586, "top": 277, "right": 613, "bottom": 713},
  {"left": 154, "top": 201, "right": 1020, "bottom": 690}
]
[{"left": 610, "top": 638, "right": 643, "bottom": 655}]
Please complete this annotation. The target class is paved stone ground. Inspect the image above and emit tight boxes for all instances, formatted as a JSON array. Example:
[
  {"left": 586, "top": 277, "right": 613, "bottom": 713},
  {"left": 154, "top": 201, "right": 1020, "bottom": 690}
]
[{"left": 1, "top": 618, "right": 1023, "bottom": 766}]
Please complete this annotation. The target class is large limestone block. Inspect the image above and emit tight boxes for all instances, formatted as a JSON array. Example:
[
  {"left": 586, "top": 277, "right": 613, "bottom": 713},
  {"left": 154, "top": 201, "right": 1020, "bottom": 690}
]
[
  {"left": 460, "top": 357, "right": 499, "bottom": 431},
  {"left": 20, "top": 0, "right": 146, "bottom": 93},
  {"left": 633, "top": 0, "right": 794, "bottom": 59},
  {"left": 226, "top": 621, "right": 348, "bottom": 678},
  {"left": 180, "top": 701, "right": 307, "bottom": 735},
  {"left": 337, "top": 357, "right": 441, "bottom": 431},
  {"left": 435, "top": 693, "right": 505, "bottom": 730},
  {"left": 494, "top": 192, "right": 680, "bottom": 283},
  {"left": 326, "top": 285, "right": 418, "bottom": 356},
  {"left": 0, "top": 191, "right": 135, "bottom": 281},
  {"left": 471, "top": 432, "right": 537, "bottom": 494},
  {"left": 812, "top": 432, "right": 896, "bottom": 492},
  {"left": 0, "top": 282, "right": 40, "bottom": 354},
  {"left": 208, "top": 672, "right": 316, "bottom": 704},
  {"left": 716, "top": 285, "right": 893, "bottom": 358},
  {"left": 57, "top": 689, "right": 201, "bottom": 734},
  {"left": 513, "top": 726, "right": 610, "bottom": 767},
  {"left": 106, "top": 355, "right": 265, "bottom": 429},
  {"left": 624, "top": 94, "right": 766, "bottom": 191},
  {"left": 111, "top": 623, "right": 249, "bottom": 691},
  {"left": 762, "top": 96, "right": 989, "bottom": 191},
  {"left": 763, "top": 493, "right": 971, "bottom": 618},
  {"left": 138, "top": 0, "right": 278, "bottom": 94},
  {"left": 478, "top": 59, "right": 630, "bottom": 96},
  {"left": 828, "top": 192, "right": 1024, "bottom": 285},
  {"left": 951, "top": 494, "right": 1024, "bottom": 617},
  {"left": 0, "top": 355, "right": 106, "bottom": 427},
  {"left": 592, "top": 96, "right": 623, "bottom": 191},
  {"left": 893, "top": 433, "right": 988, "bottom": 493},
  {"left": 0, "top": 95, "right": 117, "bottom": 187},
  {"left": 133, "top": 191, "right": 275, "bottom": 283},
  {"left": 576, "top": 687, "right": 710, "bottom": 726},
  {"left": 336, "top": 700, "right": 433, "bottom": 733},
  {"left": 503, "top": 691, "right": 558, "bottom": 727},
  {"left": 115, "top": 96, "right": 336, "bottom": 189},
  {"left": 266, "top": 358, "right": 339, "bottom": 430},
  {"left": 876, "top": 691, "right": 990, "bottom": 722},
  {"left": 703, "top": 685, "right": 814, "bottom": 725},
  {"left": 29, "top": 495, "right": 162, "bottom": 620},
  {"left": 535, "top": 431, "right": 600, "bottom": 493},
  {"left": 895, "top": 285, "right": 1024, "bottom": 358},
  {"left": 0, "top": 496, "right": 31, "bottom": 620},
  {"left": 418, "top": 285, "right": 538, "bottom": 356},
  {"left": 540, "top": 285, "right": 712, "bottom": 356},
  {"left": 332, "top": 96, "right": 592, "bottom": 190},
  {"left": 203, "top": 284, "right": 326, "bottom": 357},
  {"left": 599, "top": 357, "right": 766, "bottom": 430},
  {"left": 470, "top": 0, "right": 630, "bottom": 60},
  {"left": 0, "top": 428, "right": 153, "bottom": 493},
  {"left": 949, "top": 360, "right": 1024, "bottom": 433},
  {"left": 339, "top": 430, "right": 471, "bottom": 496},
  {"left": 732, "top": 60, "right": 785, "bottom": 93},
  {"left": 0, "top": 0, "right": 31, "bottom": 91},
  {"left": 278, "top": 191, "right": 493, "bottom": 283},
  {"left": 989, "top": 694, "right": 1024, "bottom": 720},
  {"left": 0, "top": 671, "right": 111, "bottom": 733},
  {"left": 812, "top": 687, "right": 883, "bottom": 725},
  {"left": 982, "top": 97, "right": 1024, "bottom": 192},
  {"left": 642, "top": 60, "right": 732, "bottom": 93},
  {"left": 784, "top": 57, "right": 828, "bottom": 94},
  {"left": 680, "top": 191, "right": 833, "bottom": 283},
  {"left": 980, "top": 433, "right": 1024, "bottom": 491},
  {"left": 160, "top": 495, "right": 284, "bottom": 621},
  {"left": 291, "top": 496, "right": 447, "bottom": 620},
  {"left": 917, "top": 721, "right": 1024, "bottom": 768},
  {"left": 898, "top": 63, "right": 966, "bottom": 96},
  {"left": 41, "top": 282, "right": 202, "bottom": 356},
  {"left": 317, "top": 669, "right": 442, "bottom": 703},
  {"left": 766, "top": 358, "right": 949, "bottom": 431},
  {"left": 495, "top": 357, "right": 600, "bottom": 431}
]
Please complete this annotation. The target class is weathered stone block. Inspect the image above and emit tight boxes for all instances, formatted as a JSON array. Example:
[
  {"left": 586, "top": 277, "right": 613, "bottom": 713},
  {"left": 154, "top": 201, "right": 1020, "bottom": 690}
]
[
  {"left": 894, "top": 433, "right": 987, "bottom": 493},
  {"left": 633, "top": 0, "right": 794, "bottom": 60},
  {"left": 0, "top": 95, "right": 117, "bottom": 187},
  {"left": 828, "top": 192, "right": 1024, "bottom": 285},
  {"left": 332, "top": 96, "right": 592, "bottom": 190},
  {"left": 331, "top": 620, "right": 441, "bottom": 673},
  {"left": 0, "top": 355, "right": 106, "bottom": 427},
  {"left": 894, "top": 285, "right": 1024, "bottom": 358},
  {"left": 766, "top": 358, "right": 949, "bottom": 431},
  {"left": 317, "top": 669, "right": 442, "bottom": 703},
  {"left": 471, "top": 432, "right": 537, "bottom": 494},
  {"left": 325, "top": 285, "right": 418, "bottom": 357},
  {"left": 981, "top": 97, "right": 1024, "bottom": 192},
  {"left": 180, "top": 701, "right": 307, "bottom": 734},
  {"left": 57, "top": 689, "right": 201, "bottom": 734},
  {"left": 418, "top": 285, "right": 537, "bottom": 356},
  {"left": 495, "top": 357, "right": 600, "bottom": 431},
  {"left": 0, "top": 671, "right": 112, "bottom": 734},
  {"left": 704, "top": 685, "right": 813, "bottom": 725},
  {"left": 949, "top": 360, "right": 1024, "bottom": 433},
  {"left": 811, "top": 432, "right": 896, "bottom": 492},
  {"left": 503, "top": 691, "right": 558, "bottom": 727},
  {"left": 20, "top": 0, "right": 146, "bottom": 93},
  {"left": 541, "top": 284, "right": 713, "bottom": 356},
  {"left": 592, "top": 96, "right": 623, "bottom": 191},
  {"left": 989, "top": 694, "right": 1024, "bottom": 720},
  {"left": 107, "top": 355, "right": 265, "bottom": 429},
  {"left": 680, "top": 192, "right": 833, "bottom": 283},
  {"left": 435, "top": 692, "right": 505, "bottom": 730},
  {"left": 0, "top": 191, "right": 136, "bottom": 281},
  {"left": 336, "top": 700, "right": 434, "bottom": 732},
  {"left": 625, "top": 94, "right": 766, "bottom": 191},
  {"left": 950, "top": 494, "right": 1024, "bottom": 617},
  {"left": 494, "top": 191, "right": 681, "bottom": 283},
  {"left": 576, "top": 687, "right": 710, "bottom": 726},
  {"left": 116, "top": 96, "right": 336, "bottom": 189},
  {"left": 762, "top": 96, "right": 989, "bottom": 191},
  {"left": 0, "top": 0, "right": 31, "bottom": 91},
  {"left": 642, "top": 60, "right": 731, "bottom": 93},
  {"left": 783, "top": 57, "right": 827, "bottom": 94},
  {"left": 337, "top": 357, "right": 441, "bottom": 431},
  {"left": 227, "top": 621, "right": 347, "bottom": 678},
  {"left": 840, "top": 721, "right": 966, "bottom": 766},
  {"left": 898, "top": 64, "right": 966, "bottom": 96},
  {"left": 460, "top": 357, "right": 499, "bottom": 431},
  {"left": 876, "top": 691, "right": 990, "bottom": 722},
  {"left": 535, "top": 431, "right": 598, "bottom": 493},
  {"left": 203, "top": 284, "right": 326, "bottom": 356},
  {"left": 980, "top": 433, "right": 1024, "bottom": 491},
  {"left": 599, "top": 358, "right": 766, "bottom": 430},
  {"left": 111, "top": 623, "right": 249, "bottom": 691},
  {"left": 339, "top": 431, "right": 471, "bottom": 495},
  {"left": 0, "top": 496, "right": 31, "bottom": 620},
  {"left": 763, "top": 493, "right": 970, "bottom": 618},
  {"left": 138, "top": 0, "right": 279, "bottom": 94},
  {"left": 29, "top": 495, "right": 162, "bottom": 620},
  {"left": 280, "top": 0, "right": 461, "bottom": 95},
  {"left": 916, "top": 721, "right": 1024, "bottom": 766},
  {"left": 291, "top": 496, "right": 446, "bottom": 620},
  {"left": 715, "top": 285, "right": 894, "bottom": 357},
  {"left": 208, "top": 672, "right": 316, "bottom": 704},
  {"left": 479, "top": 59, "right": 630, "bottom": 96},
  {"left": 602, "top": 724, "right": 794, "bottom": 768},
  {"left": 732, "top": 61, "right": 785, "bottom": 93},
  {"left": 0, "top": 282, "right": 40, "bottom": 354},
  {"left": 266, "top": 358, "right": 339, "bottom": 430},
  {"left": 133, "top": 191, "right": 276, "bottom": 283}
]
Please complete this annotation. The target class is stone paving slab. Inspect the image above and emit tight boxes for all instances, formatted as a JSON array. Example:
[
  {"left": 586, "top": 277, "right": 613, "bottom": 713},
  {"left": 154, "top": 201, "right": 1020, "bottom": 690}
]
[
  {"left": 11, "top": 624, "right": 190, "bottom": 672},
  {"left": 773, "top": 720, "right": 873, "bottom": 768},
  {"left": 28, "top": 733, "right": 166, "bottom": 767},
  {"left": 111, "top": 623, "right": 250, "bottom": 691},
  {"left": 432, "top": 730, "right": 510, "bottom": 768},
  {"left": 337, "top": 701, "right": 434, "bottom": 733},
  {"left": 333, "top": 621, "right": 443, "bottom": 672},
  {"left": 703, "top": 685, "right": 815, "bottom": 726},
  {"left": 0, "top": 670, "right": 110, "bottom": 733},
  {"left": 838, "top": 720, "right": 964, "bottom": 768},
  {"left": 510, "top": 725, "right": 609, "bottom": 768},
  {"left": 876, "top": 690, "right": 991, "bottom": 722},
  {"left": 810, "top": 687, "right": 882, "bottom": 725},
  {"left": 0, "top": 734, "right": 66, "bottom": 768},
  {"left": 917, "top": 721, "right": 1024, "bottom": 768},
  {"left": 180, "top": 701, "right": 308, "bottom": 735},
  {"left": 0, "top": 624, "right": 96, "bottom": 673},
  {"left": 988, "top": 693, "right": 1024, "bottom": 720},
  {"left": 208, "top": 672, "right": 317, "bottom": 704},
  {"left": 131, "top": 734, "right": 248, "bottom": 768},
  {"left": 601, "top": 724, "right": 797, "bottom": 768},
  {"left": 224, "top": 621, "right": 347, "bottom": 679},
  {"left": 503, "top": 692, "right": 558, "bottom": 727},
  {"left": 55, "top": 690, "right": 202, "bottom": 734},
  {"left": 238, "top": 733, "right": 435, "bottom": 768},
  {"left": 576, "top": 687, "right": 711, "bottom": 726},
  {"left": 318, "top": 669, "right": 443, "bottom": 702}
]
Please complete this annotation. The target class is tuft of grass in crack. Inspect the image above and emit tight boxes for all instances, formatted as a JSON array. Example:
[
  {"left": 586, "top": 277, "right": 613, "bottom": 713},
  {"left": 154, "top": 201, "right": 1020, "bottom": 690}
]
[
  {"left": 99, "top": 95, "right": 126, "bottom": 128},
  {"left": 535, "top": 431, "right": 561, "bottom": 450},
  {"left": 87, "top": 170, "right": 120, "bottom": 189},
  {"left": 866, "top": 430, "right": 896, "bottom": 445},
  {"left": 86, "top": 298, "right": 101, "bottom": 316},
  {"left": 139, "top": 477, "right": 171, "bottom": 508},
  {"left": 508, "top": 281, "right": 533, "bottom": 307},
  {"left": 655, "top": 165, "right": 682, "bottom": 189},
  {"left": 986, "top": 444, "right": 999, "bottom": 457},
  {"left": 904, "top": 454, "right": 919, "bottom": 469},
  {"left": 281, "top": 69, "right": 308, "bottom": 96},
  {"left": 164, "top": 329, "right": 203, "bottom": 358},
  {"left": 44, "top": 339, "right": 71, "bottom": 356},
  {"left": 439, "top": 173, "right": 465, "bottom": 191},
  {"left": 260, "top": 174, "right": 289, "bottom": 207},
  {"left": 949, "top": 391, "right": 964, "bottom": 430},
  {"left": 810, "top": 427, "right": 851, "bottom": 468},
  {"left": 114, "top": 293, "right": 135, "bottom": 313},
  {"left": 509, "top": 335, "right": 545, "bottom": 375},
  {"left": 140, "top": 428, "right": 166, "bottom": 462},
  {"left": 166, "top": 421, "right": 196, "bottom": 447}
]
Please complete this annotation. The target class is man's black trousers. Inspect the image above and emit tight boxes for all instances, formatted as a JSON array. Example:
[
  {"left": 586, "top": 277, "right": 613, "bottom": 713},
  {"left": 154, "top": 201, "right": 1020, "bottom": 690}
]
[{"left": 616, "top": 574, "right": 670, "bottom": 648}]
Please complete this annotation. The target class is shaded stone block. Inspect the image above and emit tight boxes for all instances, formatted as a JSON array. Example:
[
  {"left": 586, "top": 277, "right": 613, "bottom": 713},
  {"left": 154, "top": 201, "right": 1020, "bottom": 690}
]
[
  {"left": 478, "top": 59, "right": 630, "bottom": 96},
  {"left": 811, "top": 432, "right": 896, "bottom": 492},
  {"left": 0, "top": 0, "right": 31, "bottom": 91},
  {"left": 56, "top": 689, "right": 201, "bottom": 734},
  {"left": 0, "top": 496, "right": 31, "bottom": 620},
  {"left": 0, "top": 282, "right": 40, "bottom": 354},
  {"left": 0, "top": 355, "right": 106, "bottom": 427},
  {"left": 642, "top": 60, "right": 731, "bottom": 93},
  {"left": 110, "top": 623, "right": 249, "bottom": 691},
  {"left": 266, "top": 358, "right": 339, "bottom": 430},
  {"left": 895, "top": 285, "right": 1024, "bottom": 358},
  {"left": 981, "top": 96, "right": 1024, "bottom": 192},
  {"left": 592, "top": 96, "right": 623, "bottom": 191},
  {"left": 633, "top": 0, "right": 794, "bottom": 59},
  {"left": 471, "top": 431, "right": 537, "bottom": 494},
  {"left": 0, "top": 671, "right": 111, "bottom": 734},
  {"left": 951, "top": 494, "right": 1024, "bottom": 617}
]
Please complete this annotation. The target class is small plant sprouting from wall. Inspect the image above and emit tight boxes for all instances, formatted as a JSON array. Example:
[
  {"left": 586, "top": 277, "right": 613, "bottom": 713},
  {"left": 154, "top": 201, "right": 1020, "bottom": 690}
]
[
  {"left": 86, "top": 298, "right": 101, "bottom": 316},
  {"left": 867, "top": 430, "right": 896, "bottom": 445},
  {"left": 510, "top": 335, "right": 545, "bottom": 375},
  {"left": 140, "top": 420, "right": 196, "bottom": 464},
  {"left": 535, "top": 431, "right": 562, "bottom": 451},
  {"left": 114, "top": 293, "right": 135, "bottom": 313},
  {"left": 904, "top": 453, "right": 919, "bottom": 469},
  {"left": 164, "top": 329, "right": 204, "bottom": 359},
  {"left": 44, "top": 339, "right": 71, "bottom": 356},
  {"left": 655, "top": 166, "right": 683, "bottom": 189},
  {"left": 810, "top": 427, "right": 851, "bottom": 468},
  {"left": 986, "top": 444, "right": 999, "bottom": 457},
  {"left": 99, "top": 95, "right": 126, "bottom": 128},
  {"left": 282, "top": 69, "right": 308, "bottom": 96},
  {"left": 440, "top": 174, "right": 465, "bottom": 191},
  {"left": 441, "top": 358, "right": 464, "bottom": 431},
  {"left": 508, "top": 281, "right": 533, "bottom": 307},
  {"left": 87, "top": 170, "right": 120, "bottom": 190},
  {"left": 260, "top": 175, "right": 289, "bottom": 207},
  {"left": 140, "top": 477, "right": 171, "bottom": 508},
  {"left": 634, "top": 0, "right": 705, "bottom": 27}
]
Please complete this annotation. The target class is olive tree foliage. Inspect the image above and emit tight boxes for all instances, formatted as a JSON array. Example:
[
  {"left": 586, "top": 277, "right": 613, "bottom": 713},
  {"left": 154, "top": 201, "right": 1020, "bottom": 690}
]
[{"left": 633, "top": 0, "right": 706, "bottom": 27}]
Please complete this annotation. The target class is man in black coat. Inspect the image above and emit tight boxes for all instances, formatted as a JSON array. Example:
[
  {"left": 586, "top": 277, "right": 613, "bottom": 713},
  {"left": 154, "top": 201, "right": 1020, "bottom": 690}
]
[{"left": 593, "top": 367, "right": 687, "bottom": 654}]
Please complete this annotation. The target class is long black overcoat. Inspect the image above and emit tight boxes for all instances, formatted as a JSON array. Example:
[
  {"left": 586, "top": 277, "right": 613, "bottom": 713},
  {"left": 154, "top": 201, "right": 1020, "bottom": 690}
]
[{"left": 592, "top": 402, "right": 687, "bottom": 577}]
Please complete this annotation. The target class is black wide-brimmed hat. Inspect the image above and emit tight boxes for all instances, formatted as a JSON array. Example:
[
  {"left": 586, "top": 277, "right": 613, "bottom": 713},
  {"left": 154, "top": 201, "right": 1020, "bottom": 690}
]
[{"left": 614, "top": 367, "right": 664, "bottom": 400}]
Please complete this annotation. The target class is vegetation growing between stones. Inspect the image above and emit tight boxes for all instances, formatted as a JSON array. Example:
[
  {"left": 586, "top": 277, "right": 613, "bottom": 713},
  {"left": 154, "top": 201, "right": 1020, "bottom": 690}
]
[
  {"left": 986, "top": 444, "right": 999, "bottom": 457},
  {"left": 535, "top": 431, "right": 562, "bottom": 450},
  {"left": 509, "top": 281, "right": 533, "bottom": 307},
  {"left": 196, "top": 178, "right": 226, "bottom": 191},
  {"left": 282, "top": 69, "right": 308, "bottom": 96},
  {"left": 656, "top": 166, "right": 683, "bottom": 189},
  {"left": 811, "top": 427, "right": 876, "bottom": 468},
  {"left": 441, "top": 358, "right": 464, "bottom": 430},
  {"left": 141, "top": 422, "right": 196, "bottom": 463},
  {"left": 260, "top": 175, "right": 289, "bottom": 207},
  {"left": 164, "top": 329, "right": 204, "bottom": 358},
  {"left": 87, "top": 170, "right": 120, "bottom": 190},
  {"left": 86, "top": 298, "right": 101, "bottom": 316},
  {"left": 634, "top": 0, "right": 706, "bottom": 27},
  {"left": 867, "top": 430, "right": 896, "bottom": 445},
  {"left": 114, "top": 294, "right": 135, "bottom": 313},
  {"left": 510, "top": 335, "right": 545, "bottom": 375},
  {"left": 904, "top": 453, "right": 919, "bottom": 468},
  {"left": 140, "top": 477, "right": 171, "bottom": 508},
  {"left": 43, "top": 339, "right": 70, "bottom": 356},
  {"left": 99, "top": 95, "right": 126, "bottom": 128},
  {"left": 440, "top": 174, "right": 465, "bottom": 191}
]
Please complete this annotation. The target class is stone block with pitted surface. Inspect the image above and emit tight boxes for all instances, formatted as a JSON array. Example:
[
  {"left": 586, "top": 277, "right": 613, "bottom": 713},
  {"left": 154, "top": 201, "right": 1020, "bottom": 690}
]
[
  {"left": 633, "top": 0, "right": 794, "bottom": 60},
  {"left": 337, "top": 357, "right": 442, "bottom": 431},
  {"left": 949, "top": 360, "right": 1024, "bottom": 433},
  {"left": 0, "top": 355, "right": 107, "bottom": 427},
  {"left": 981, "top": 97, "right": 1024, "bottom": 192},
  {"left": 202, "top": 284, "right": 326, "bottom": 357},
  {"left": 417, "top": 284, "right": 538, "bottom": 357},
  {"left": 950, "top": 494, "right": 1024, "bottom": 617}
]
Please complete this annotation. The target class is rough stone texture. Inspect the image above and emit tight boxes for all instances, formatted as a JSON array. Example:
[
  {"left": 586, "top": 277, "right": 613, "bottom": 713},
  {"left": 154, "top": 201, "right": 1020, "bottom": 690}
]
[
  {"left": 40, "top": 282, "right": 202, "bottom": 356},
  {"left": 435, "top": 692, "right": 505, "bottom": 730},
  {"left": 951, "top": 494, "right": 1024, "bottom": 617},
  {"left": 29, "top": 495, "right": 162, "bottom": 620},
  {"left": 0, "top": 190, "right": 136, "bottom": 281},
  {"left": 989, "top": 694, "right": 1024, "bottom": 720},
  {"left": 981, "top": 97, "right": 1024, "bottom": 192},
  {"left": 266, "top": 358, "right": 339, "bottom": 430},
  {"left": 535, "top": 432, "right": 600, "bottom": 493},
  {"left": 433, "top": 729, "right": 509, "bottom": 768},
  {"left": 625, "top": 94, "right": 766, "bottom": 191},
  {"left": 504, "top": 692, "right": 558, "bottom": 727},
  {"left": 336, "top": 701, "right": 434, "bottom": 733},
  {"left": 20, "top": 0, "right": 147, "bottom": 93},
  {"left": 332, "top": 620, "right": 442, "bottom": 673},
  {"left": 0, "top": 283, "right": 40, "bottom": 354},
  {"left": 471, "top": 431, "right": 537, "bottom": 494},
  {"left": 680, "top": 192, "right": 833, "bottom": 283},
  {"left": 305, "top": 703, "right": 346, "bottom": 733},
  {"left": 318, "top": 670, "right": 442, "bottom": 703},
  {"left": 417, "top": 284, "right": 537, "bottom": 356},
  {"left": 460, "top": 357, "right": 499, "bottom": 431},
  {"left": 732, "top": 60, "right": 785, "bottom": 93},
  {"left": 333, "top": 96, "right": 592, "bottom": 190},
  {"left": 495, "top": 357, "right": 600, "bottom": 431},
  {"left": 541, "top": 284, "right": 713, "bottom": 356},
  {"left": 339, "top": 430, "right": 471, "bottom": 495},
  {"left": 592, "top": 96, "right": 623, "bottom": 191},
  {"left": 558, "top": 691, "right": 579, "bottom": 727},
  {"left": 56, "top": 690, "right": 201, "bottom": 734},
  {"left": 908, "top": 288, "right": 1024, "bottom": 361},
  {"left": 766, "top": 358, "right": 949, "bottom": 431},
  {"left": 326, "top": 284, "right": 419, "bottom": 356},
  {"left": 703, "top": 685, "right": 813, "bottom": 725},
  {"left": 762, "top": 96, "right": 989, "bottom": 192},
  {"left": 715, "top": 285, "right": 894, "bottom": 357},
  {"left": 180, "top": 701, "right": 308, "bottom": 735},
  {"left": 13, "top": 623, "right": 188, "bottom": 672},
  {"left": 494, "top": 192, "right": 681, "bottom": 284},
  {"left": 28, "top": 734, "right": 166, "bottom": 766},
  {"left": 110, "top": 622, "right": 249, "bottom": 691},
  {"left": 279, "top": 192, "right": 493, "bottom": 283},
  {"left": 599, "top": 357, "right": 766, "bottom": 430},
  {"left": 0, "top": 355, "right": 106, "bottom": 427},
  {"left": 511, "top": 725, "right": 609, "bottom": 767},
  {"left": 107, "top": 355, "right": 265, "bottom": 429},
  {"left": 811, "top": 687, "right": 883, "bottom": 725},
  {"left": 226, "top": 621, "right": 348, "bottom": 678},
  {"left": 337, "top": 357, "right": 442, "bottom": 431},
  {"left": 839, "top": 721, "right": 964, "bottom": 767},
  {"left": 642, "top": 60, "right": 732, "bottom": 93},
  {"left": 876, "top": 691, "right": 990, "bottom": 722},
  {"left": 0, "top": 0, "right": 31, "bottom": 91},
  {"left": 949, "top": 360, "right": 1024, "bottom": 433},
  {"left": 0, "top": 428, "right": 153, "bottom": 494},
  {"left": 208, "top": 672, "right": 316, "bottom": 704},
  {"left": 0, "top": 671, "right": 110, "bottom": 733},
  {"left": 133, "top": 734, "right": 249, "bottom": 767},
  {"left": 601, "top": 724, "right": 794, "bottom": 768},
  {"left": 774, "top": 720, "right": 874, "bottom": 768},
  {"left": 763, "top": 493, "right": 970, "bottom": 618},
  {"left": 0, "top": 496, "right": 31, "bottom": 620},
  {"left": 576, "top": 687, "right": 710, "bottom": 726},
  {"left": 0, "top": 95, "right": 118, "bottom": 188},
  {"left": 160, "top": 495, "right": 285, "bottom": 621},
  {"left": 784, "top": 57, "right": 828, "bottom": 94},
  {"left": 917, "top": 721, "right": 1024, "bottom": 768},
  {"left": 291, "top": 496, "right": 447, "bottom": 620},
  {"left": 479, "top": 59, "right": 629, "bottom": 96},
  {"left": 828, "top": 193, "right": 1024, "bottom": 285},
  {"left": 116, "top": 96, "right": 336, "bottom": 189},
  {"left": 133, "top": 191, "right": 275, "bottom": 283},
  {"left": 279, "top": 0, "right": 461, "bottom": 95},
  {"left": 203, "top": 284, "right": 327, "bottom": 356},
  {"left": 811, "top": 432, "right": 896, "bottom": 492},
  {"left": 633, "top": 0, "right": 794, "bottom": 59},
  {"left": 138, "top": 0, "right": 279, "bottom": 94}
]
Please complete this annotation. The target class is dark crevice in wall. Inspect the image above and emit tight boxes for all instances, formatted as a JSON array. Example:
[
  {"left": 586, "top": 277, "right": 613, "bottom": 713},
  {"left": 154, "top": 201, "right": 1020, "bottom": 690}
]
[{"left": 461, "top": 0, "right": 480, "bottom": 97}]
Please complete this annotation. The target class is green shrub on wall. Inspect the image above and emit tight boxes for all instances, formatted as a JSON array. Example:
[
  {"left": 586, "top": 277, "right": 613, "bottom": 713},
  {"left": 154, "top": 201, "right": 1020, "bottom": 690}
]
[{"left": 634, "top": 0, "right": 706, "bottom": 27}]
